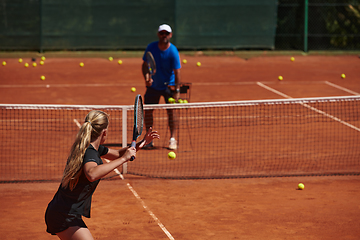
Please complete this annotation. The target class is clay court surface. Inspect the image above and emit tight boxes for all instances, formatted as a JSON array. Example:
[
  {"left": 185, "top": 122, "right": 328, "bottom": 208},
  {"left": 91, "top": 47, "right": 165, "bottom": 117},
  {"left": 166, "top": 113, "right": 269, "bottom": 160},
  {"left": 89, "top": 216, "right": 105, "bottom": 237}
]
[{"left": 0, "top": 53, "right": 360, "bottom": 239}]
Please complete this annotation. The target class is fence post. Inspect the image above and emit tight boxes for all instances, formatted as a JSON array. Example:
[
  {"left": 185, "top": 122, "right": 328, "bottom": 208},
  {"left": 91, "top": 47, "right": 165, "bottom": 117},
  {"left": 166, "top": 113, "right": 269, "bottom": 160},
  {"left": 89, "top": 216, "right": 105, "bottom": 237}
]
[
  {"left": 304, "top": 0, "right": 308, "bottom": 52},
  {"left": 39, "top": 0, "right": 43, "bottom": 53}
]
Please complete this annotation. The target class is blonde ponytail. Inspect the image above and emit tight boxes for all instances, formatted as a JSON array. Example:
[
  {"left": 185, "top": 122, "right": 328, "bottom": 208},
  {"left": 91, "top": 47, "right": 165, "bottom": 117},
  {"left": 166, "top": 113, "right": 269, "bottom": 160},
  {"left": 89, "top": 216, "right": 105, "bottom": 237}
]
[{"left": 61, "top": 110, "right": 109, "bottom": 190}]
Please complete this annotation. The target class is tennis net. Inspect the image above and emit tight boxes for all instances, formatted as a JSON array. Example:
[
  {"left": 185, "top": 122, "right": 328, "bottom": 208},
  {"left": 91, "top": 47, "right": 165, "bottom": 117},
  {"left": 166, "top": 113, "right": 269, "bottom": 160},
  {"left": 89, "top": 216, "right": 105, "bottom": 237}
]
[{"left": 1, "top": 95, "right": 359, "bottom": 182}]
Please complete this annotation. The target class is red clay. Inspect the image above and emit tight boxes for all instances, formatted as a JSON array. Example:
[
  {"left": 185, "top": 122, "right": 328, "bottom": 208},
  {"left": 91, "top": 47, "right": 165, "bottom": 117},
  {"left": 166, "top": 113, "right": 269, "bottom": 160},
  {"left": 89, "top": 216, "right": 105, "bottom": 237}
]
[{"left": 0, "top": 54, "right": 359, "bottom": 239}]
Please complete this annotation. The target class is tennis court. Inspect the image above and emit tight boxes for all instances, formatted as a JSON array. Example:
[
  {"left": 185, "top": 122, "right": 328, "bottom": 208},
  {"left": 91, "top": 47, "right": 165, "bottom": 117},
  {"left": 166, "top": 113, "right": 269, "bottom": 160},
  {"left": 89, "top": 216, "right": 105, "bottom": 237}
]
[{"left": 0, "top": 53, "right": 360, "bottom": 239}]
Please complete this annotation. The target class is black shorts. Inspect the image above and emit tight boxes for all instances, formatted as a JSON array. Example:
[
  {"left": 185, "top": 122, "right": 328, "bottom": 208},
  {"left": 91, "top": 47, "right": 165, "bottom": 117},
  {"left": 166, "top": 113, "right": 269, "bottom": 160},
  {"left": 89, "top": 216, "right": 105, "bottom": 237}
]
[
  {"left": 45, "top": 208, "right": 87, "bottom": 235},
  {"left": 144, "top": 86, "right": 174, "bottom": 104}
]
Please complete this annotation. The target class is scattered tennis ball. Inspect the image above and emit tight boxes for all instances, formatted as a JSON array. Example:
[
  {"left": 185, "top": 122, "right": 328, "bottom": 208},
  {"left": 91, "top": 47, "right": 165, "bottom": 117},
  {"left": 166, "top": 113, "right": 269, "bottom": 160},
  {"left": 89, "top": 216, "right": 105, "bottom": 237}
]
[
  {"left": 196, "top": 62, "right": 201, "bottom": 67},
  {"left": 24, "top": 63, "right": 29, "bottom": 67},
  {"left": 177, "top": 99, "right": 184, "bottom": 104},
  {"left": 131, "top": 87, "right": 136, "bottom": 92},
  {"left": 298, "top": 183, "right": 305, "bottom": 190},
  {"left": 341, "top": 73, "right": 346, "bottom": 79},
  {"left": 183, "top": 99, "right": 188, "bottom": 104},
  {"left": 278, "top": 76, "right": 283, "bottom": 81},
  {"left": 2, "top": 61, "right": 6, "bottom": 66},
  {"left": 32, "top": 62, "right": 37, "bottom": 67},
  {"left": 168, "top": 97, "right": 175, "bottom": 103},
  {"left": 40, "top": 60, "right": 44, "bottom": 65},
  {"left": 46, "top": 84, "right": 50, "bottom": 88},
  {"left": 290, "top": 57, "right": 295, "bottom": 62},
  {"left": 109, "top": 57, "right": 113, "bottom": 61},
  {"left": 18, "top": 58, "right": 23, "bottom": 63},
  {"left": 41, "top": 56, "right": 46, "bottom": 61},
  {"left": 40, "top": 75, "right": 45, "bottom": 81},
  {"left": 118, "top": 59, "right": 123, "bottom": 64},
  {"left": 79, "top": 62, "right": 84, "bottom": 67},
  {"left": 168, "top": 151, "right": 176, "bottom": 160},
  {"left": 182, "top": 59, "right": 187, "bottom": 64}
]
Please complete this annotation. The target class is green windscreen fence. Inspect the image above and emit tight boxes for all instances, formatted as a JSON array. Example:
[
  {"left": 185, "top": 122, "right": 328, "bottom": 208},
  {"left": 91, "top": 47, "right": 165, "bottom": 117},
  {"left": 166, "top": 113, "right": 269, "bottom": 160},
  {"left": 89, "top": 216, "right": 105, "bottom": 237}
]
[
  {"left": 0, "top": 0, "right": 41, "bottom": 50},
  {"left": 276, "top": 0, "right": 360, "bottom": 51},
  {"left": 0, "top": 0, "right": 277, "bottom": 51},
  {"left": 1, "top": 0, "right": 359, "bottom": 51},
  {"left": 175, "top": 1, "right": 278, "bottom": 49},
  {"left": 41, "top": 0, "right": 176, "bottom": 50}
]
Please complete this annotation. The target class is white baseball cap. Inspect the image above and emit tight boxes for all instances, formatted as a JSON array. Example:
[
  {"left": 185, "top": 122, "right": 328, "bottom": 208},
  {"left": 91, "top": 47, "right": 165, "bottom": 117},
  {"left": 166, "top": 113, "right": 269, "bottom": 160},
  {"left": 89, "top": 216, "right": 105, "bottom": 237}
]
[{"left": 158, "top": 24, "right": 172, "bottom": 33}]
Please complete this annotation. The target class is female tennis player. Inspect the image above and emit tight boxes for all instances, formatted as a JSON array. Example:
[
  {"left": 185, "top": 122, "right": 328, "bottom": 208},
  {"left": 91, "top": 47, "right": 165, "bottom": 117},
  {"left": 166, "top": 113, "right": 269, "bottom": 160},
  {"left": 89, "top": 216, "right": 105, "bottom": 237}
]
[{"left": 45, "top": 110, "right": 159, "bottom": 239}]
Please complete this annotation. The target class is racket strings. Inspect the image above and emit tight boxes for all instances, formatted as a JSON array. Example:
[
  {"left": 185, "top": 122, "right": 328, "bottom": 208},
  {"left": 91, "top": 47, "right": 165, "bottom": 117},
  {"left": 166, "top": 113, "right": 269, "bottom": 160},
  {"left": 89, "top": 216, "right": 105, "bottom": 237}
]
[
  {"left": 135, "top": 102, "right": 144, "bottom": 134},
  {"left": 146, "top": 52, "right": 156, "bottom": 75}
]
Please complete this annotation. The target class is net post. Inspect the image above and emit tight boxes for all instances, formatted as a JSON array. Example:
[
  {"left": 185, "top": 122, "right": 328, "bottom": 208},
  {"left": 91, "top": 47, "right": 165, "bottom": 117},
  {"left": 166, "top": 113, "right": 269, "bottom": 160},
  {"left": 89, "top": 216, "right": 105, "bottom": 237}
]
[{"left": 122, "top": 107, "right": 128, "bottom": 174}]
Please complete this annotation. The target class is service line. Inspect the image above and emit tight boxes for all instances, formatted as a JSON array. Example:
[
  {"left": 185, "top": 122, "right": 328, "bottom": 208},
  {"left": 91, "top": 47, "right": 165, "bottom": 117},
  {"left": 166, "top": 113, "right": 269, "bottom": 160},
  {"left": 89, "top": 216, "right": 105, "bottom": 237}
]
[
  {"left": 257, "top": 82, "right": 360, "bottom": 133},
  {"left": 325, "top": 81, "right": 360, "bottom": 95}
]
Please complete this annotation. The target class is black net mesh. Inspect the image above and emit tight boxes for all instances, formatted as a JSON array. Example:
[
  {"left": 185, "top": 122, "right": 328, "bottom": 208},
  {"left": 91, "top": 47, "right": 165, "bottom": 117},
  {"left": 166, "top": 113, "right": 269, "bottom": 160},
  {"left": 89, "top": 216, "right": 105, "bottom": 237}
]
[{"left": 1, "top": 96, "right": 359, "bottom": 182}]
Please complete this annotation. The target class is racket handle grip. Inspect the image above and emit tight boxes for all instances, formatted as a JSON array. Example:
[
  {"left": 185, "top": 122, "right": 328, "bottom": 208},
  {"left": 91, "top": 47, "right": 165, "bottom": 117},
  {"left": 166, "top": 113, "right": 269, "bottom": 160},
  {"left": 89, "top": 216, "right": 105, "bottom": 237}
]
[{"left": 130, "top": 141, "right": 136, "bottom": 161}]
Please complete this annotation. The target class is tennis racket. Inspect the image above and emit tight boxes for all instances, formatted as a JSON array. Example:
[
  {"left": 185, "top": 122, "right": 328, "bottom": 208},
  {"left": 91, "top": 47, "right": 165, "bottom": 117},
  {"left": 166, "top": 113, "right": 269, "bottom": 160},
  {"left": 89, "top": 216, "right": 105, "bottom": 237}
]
[
  {"left": 146, "top": 51, "right": 156, "bottom": 78},
  {"left": 130, "top": 94, "right": 144, "bottom": 161}
]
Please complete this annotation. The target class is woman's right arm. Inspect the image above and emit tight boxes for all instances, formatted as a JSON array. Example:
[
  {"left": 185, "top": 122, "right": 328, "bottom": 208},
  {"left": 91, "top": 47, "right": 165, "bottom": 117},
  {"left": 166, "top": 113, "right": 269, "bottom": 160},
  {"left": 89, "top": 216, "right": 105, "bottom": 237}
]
[{"left": 83, "top": 147, "right": 136, "bottom": 182}]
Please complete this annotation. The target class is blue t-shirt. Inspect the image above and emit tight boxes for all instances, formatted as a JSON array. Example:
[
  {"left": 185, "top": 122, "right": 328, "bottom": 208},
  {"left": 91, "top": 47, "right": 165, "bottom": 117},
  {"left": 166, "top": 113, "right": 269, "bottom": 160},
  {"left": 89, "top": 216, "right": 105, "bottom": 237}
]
[{"left": 143, "top": 41, "right": 181, "bottom": 91}]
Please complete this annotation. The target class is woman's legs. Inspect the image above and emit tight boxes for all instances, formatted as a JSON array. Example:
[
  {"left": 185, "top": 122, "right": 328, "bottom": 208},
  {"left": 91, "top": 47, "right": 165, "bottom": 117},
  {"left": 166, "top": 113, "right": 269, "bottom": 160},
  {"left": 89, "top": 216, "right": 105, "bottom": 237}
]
[{"left": 57, "top": 226, "right": 94, "bottom": 240}]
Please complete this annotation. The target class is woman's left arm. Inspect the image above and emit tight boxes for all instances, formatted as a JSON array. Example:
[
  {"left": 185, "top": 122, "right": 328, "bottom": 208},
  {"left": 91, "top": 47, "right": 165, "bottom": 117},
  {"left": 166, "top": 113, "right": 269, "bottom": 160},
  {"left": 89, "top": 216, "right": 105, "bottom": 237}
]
[{"left": 103, "top": 128, "right": 160, "bottom": 160}]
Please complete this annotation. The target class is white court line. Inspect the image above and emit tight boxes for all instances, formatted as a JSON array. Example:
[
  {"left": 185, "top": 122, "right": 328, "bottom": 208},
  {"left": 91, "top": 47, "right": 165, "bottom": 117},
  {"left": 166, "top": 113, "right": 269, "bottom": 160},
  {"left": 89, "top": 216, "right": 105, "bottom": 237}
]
[
  {"left": 257, "top": 82, "right": 360, "bottom": 132},
  {"left": 73, "top": 118, "right": 175, "bottom": 240},
  {"left": 73, "top": 119, "right": 81, "bottom": 128},
  {"left": 0, "top": 82, "right": 247, "bottom": 88},
  {"left": 108, "top": 166, "right": 175, "bottom": 240},
  {"left": 325, "top": 81, "right": 360, "bottom": 95},
  {"left": 0, "top": 83, "right": 140, "bottom": 88},
  {"left": 256, "top": 82, "right": 292, "bottom": 99},
  {"left": 104, "top": 162, "right": 175, "bottom": 240},
  {"left": 0, "top": 82, "right": 261, "bottom": 88},
  {"left": 0, "top": 81, "right": 328, "bottom": 88}
]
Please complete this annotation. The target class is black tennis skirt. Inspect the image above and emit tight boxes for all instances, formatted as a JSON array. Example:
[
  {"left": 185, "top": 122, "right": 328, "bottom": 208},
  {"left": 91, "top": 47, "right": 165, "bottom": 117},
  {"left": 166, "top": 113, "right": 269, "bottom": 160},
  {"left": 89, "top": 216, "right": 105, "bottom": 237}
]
[{"left": 45, "top": 208, "right": 87, "bottom": 235}]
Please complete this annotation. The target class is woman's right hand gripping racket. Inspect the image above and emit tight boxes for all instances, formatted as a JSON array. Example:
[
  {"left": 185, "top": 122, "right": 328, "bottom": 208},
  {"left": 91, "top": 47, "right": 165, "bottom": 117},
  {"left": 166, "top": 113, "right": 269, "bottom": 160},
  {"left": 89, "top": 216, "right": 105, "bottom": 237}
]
[
  {"left": 146, "top": 51, "right": 156, "bottom": 80},
  {"left": 130, "top": 94, "right": 144, "bottom": 161}
]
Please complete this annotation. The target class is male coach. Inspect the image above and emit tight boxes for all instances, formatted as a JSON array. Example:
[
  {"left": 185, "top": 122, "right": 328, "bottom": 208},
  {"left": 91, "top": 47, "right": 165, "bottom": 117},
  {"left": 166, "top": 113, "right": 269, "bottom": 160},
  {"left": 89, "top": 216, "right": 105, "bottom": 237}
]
[{"left": 141, "top": 24, "right": 181, "bottom": 150}]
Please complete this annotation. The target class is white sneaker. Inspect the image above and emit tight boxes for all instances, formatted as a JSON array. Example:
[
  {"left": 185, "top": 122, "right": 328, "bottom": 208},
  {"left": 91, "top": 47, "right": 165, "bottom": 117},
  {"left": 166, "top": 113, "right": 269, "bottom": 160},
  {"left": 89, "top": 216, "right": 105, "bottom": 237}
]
[{"left": 169, "top": 138, "right": 177, "bottom": 150}]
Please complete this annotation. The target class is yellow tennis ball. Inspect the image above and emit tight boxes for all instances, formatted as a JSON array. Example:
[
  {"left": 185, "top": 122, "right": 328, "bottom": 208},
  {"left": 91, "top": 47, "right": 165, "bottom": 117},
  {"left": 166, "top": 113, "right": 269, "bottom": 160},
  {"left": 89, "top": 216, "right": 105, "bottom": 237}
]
[
  {"left": 168, "top": 151, "right": 176, "bottom": 159},
  {"left": 177, "top": 99, "right": 183, "bottom": 103},
  {"left": 41, "top": 56, "right": 46, "bottom": 61},
  {"left": 182, "top": 59, "right": 187, "bottom": 64},
  {"left": 341, "top": 73, "right": 346, "bottom": 79},
  {"left": 24, "top": 63, "right": 29, "bottom": 67},
  {"left": 79, "top": 62, "right": 84, "bottom": 67},
  {"left": 40, "top": 75, "right": 45, "bottom": 81},
  {"left": 2, "top": 61, "right": 6, "bottom": 66},
  {"left": 32, "top": 62, "right": 37, "bottom": 67},
  {"left": 290, "top": 57, "right": 295, "bottom": 62},
  {"left": 131, "top": 87, "right": 136, "bottom": 92},
  {"left": 109, "top": 57, "right": 113, "bottom": 61},
  {"left": 278, "top": 76, "right": 283, "bottom": 81},
  {"left": 118, "top": 59, "right": 123, "bottom": 64},
  {"left": 196, "top": 62, "right": 201, "bottom": 67},
  {"left": 168, "top": 97, "right": 175, "bottom": 103},
  {"left": 183, "top": 99, "right": 188, "bottom": 104},
  {"left": 18, "top": 58, "right": 23, "bottom": 63},
  {"left": 298, "top": 183, "right": 305, "bottom": 190},
  {"left": 40, "top": 60, "right": 44, "bottom": 65}
]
